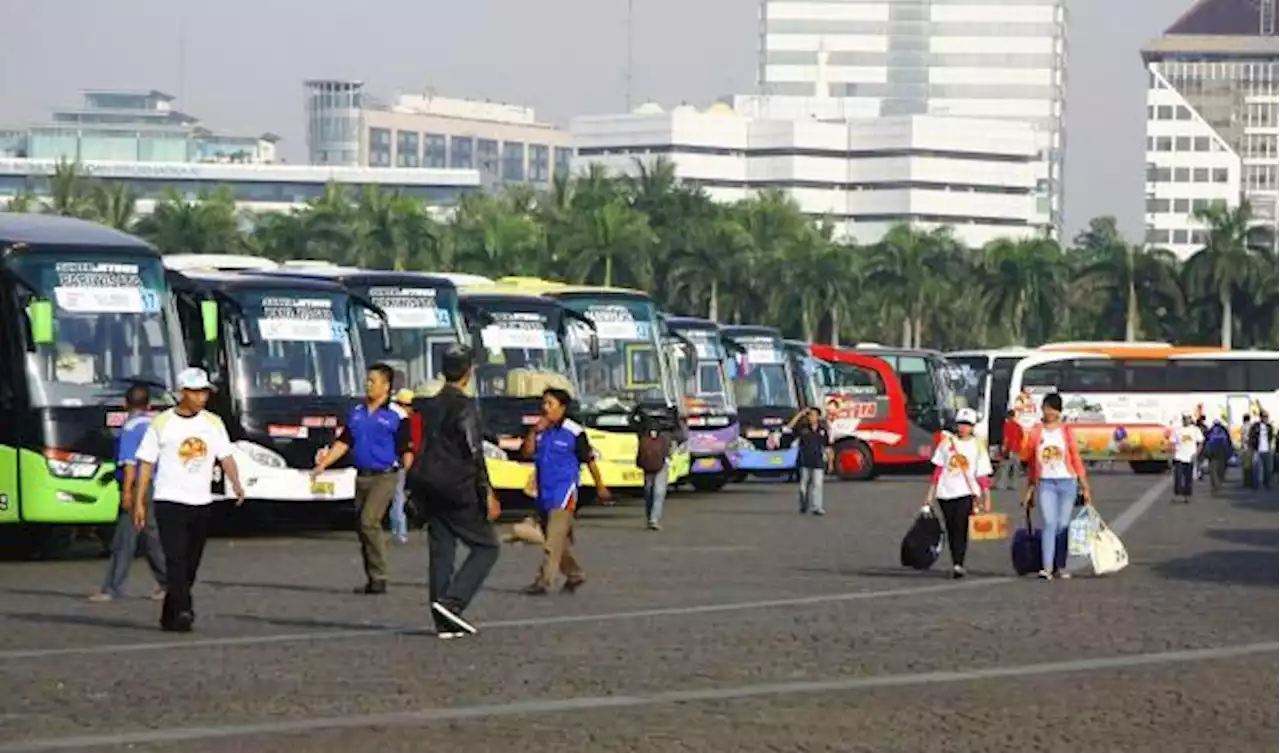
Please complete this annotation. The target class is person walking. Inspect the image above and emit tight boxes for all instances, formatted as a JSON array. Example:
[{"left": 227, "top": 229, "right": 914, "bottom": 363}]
[
  {"left": 133, "top": 368, "right": 244, "bottom": 632},
  {"left": 924, "top": 408, "right": 993, "bottom": 579},
  {"left": 1171, "top": 413, "right": 1203, "bottom": 504},
  {"left": 1239, "top": 415, "right": 1254, "bottom": 489},
  {"left": 787, "top": 407, "right": 831, "bottom": 515},
  {"left": 409, "top": 345, "right": 501, "bottom": 639},
  {"left": 1247, "top": 410, "right": 1276, "bottom": 491},
  {"left": 311, "top": 363, "right": 413, "bottom": 595},
  {"left": 388, "top": 388, "right": 422, "bottom": 544},
  {"left": 1203, "top": 417, "right": 1232, "bottom": 495},
  {"left": 998, "top": 409, "right": 1023, "bottom": 491},
  {"left": 634, "top": 408, "right": 674, "bottom": 531},
  {"left": 89, "top": 384, "right": 166, "bottom": 603},
  {"left": 521, "top": 387, "right": 611, "bottom": 595},
  {"left": 1020, "top": 392, "right": 1092, "bottom": 581}
]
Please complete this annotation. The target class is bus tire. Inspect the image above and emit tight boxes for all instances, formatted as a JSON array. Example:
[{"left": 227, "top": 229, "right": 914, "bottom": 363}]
[
  {"left": 689, "top": 474, "right": 729, "bottom": 492},
  {"left": 1129, "top": 460, "right": 1170, "bottom": 475},
  {"left": 834, "top": 439, "right": 875, "bottom": 481}
]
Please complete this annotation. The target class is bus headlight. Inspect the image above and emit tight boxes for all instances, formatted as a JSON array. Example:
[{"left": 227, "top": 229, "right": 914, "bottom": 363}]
[
  {"left": 482, "top": 440, "right": 508, "bottom": 461},
  {"left": 44, "top": 449, "right": 101, "bottom": 479},
  {"left": 235, "top": 441, "right": 287, "bottom": 469}
]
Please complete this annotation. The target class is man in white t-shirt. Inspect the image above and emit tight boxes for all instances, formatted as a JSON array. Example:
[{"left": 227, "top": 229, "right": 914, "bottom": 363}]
[
  {"left": 1170, "top": 414, "right": 1203, "bottom": 504},
  {"left": 134, "top": 367, "right": 244, "bottom": 633}
]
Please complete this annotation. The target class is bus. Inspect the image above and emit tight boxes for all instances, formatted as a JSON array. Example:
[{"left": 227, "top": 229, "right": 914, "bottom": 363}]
[
  {"left": 493, "top": 278, "right": 689, "bottom": 490},
  {"left": 785, "top": 339, "right": 827, "bottom": 410},
  {"left": 1007, "top": 345, "right": 1279, "bottom": 471},
  {"left": 720, "top": 325, "right": 804, "bottom": 477},
  {"left": 849, "top": 344, "right": 962, "bottom": 433},
  {"left": 666, "top": 316, "right": 748, "bottom": 491},
  {"left": 944, "top": 347, "right": 1035, "bottom": 450},
  {"left": 458, "top": 284, "right": 596, "bottom": 495},
  {"left": 809, "top": 344, "right": 939, "bottom": 479},
  {"left": 0, "top": 215, "right": 187, "bottom": 554},
  {"left": 164, "top": 260, "right": 386, "bottom": 504}
]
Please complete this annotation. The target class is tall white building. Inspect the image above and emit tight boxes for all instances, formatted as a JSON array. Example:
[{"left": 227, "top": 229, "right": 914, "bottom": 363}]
[
  {"left": 756, "top": 0, "right": 1066, "bottom": 234},
  {"left": 1141, "top": 0, "right": 1279, "bottom": 258},
  {"left": 572, "top": 103, "right": 1043, "bottom": 248}
]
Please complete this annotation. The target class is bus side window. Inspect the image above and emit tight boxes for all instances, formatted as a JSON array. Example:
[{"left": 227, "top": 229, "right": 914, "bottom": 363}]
[
  {"left": 1022, "top": 363, "right": 1062, "bottom": 390},
  {"left": 1064, "top": 360, "right": 1119, "bottom": 392},
  {"left": 1248, "top": 360, "right": 1280, "bottom": 392},
  {"left": 896, "top": 356, "right": 936, "bottom": 408},
  {"left": 1123, "top": 360, "right": 1168, "bottom": 391}
]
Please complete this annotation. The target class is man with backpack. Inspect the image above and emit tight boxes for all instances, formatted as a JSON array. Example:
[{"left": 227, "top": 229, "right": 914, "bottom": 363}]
[
  {"left": 1202, "top": 417, "right": 1232, "bottom": 495},
  {"left": 411, "top": 345, "right": 501, "bottom": 639},
  {"left": 634, "top": 407, "right": 678, "bottom": 531}
]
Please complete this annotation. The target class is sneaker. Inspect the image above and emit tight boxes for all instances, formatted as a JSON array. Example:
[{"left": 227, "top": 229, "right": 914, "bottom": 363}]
[
  {"left": 354, "top": 581, "right": 387, "bottom": 595},
  {"left": 1037, "top": 569, "right": 1053, "bottom": 580},
  {"left": 437, "top": 630, "right": 468, "bottom": 640},
  {"left": 161, "top": 610, "right": 195, "bottom": 633},
  {"left": 87, "top": 592, "right": 114, "bottom": 603},
  {"left": 798, "top": 508, "right": 808, "bottom": 514},
  {"left": 811, "top": 509, "right": 826, "bottom": 516},
  {"left": 562, "top": 578, "right": 586, "bottom": 594},
  {"left": 952, "top": 565, "right": 966, "bottom": 579},
  {"left": 394, "top": 534, "right": 409, "bottom": 545},
  {"left": 150, "top": 588, "right": 166, "bottom": 602},
  {"left": 646, "top": 520, "right": 662, "bottom": 531},
  {"left": 430, "top": 601, "right": 477, "bottom": 636},
  {"left": 521, "top": 583, "right": 549, "bottom": 596},
  {"left": 1054, "top": 570, "right": 1072, "bottom": 580}
]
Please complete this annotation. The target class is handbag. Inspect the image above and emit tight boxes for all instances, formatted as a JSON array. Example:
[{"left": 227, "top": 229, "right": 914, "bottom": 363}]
[
  {"left": 1088, "top": 511, "right": 1129, "bottom": 575},
  {"left": 1067, "top": 506, "right": 1099, "bottom": 557},
  {"left": 969, "top": 512, "right": 1009, "bottom": 541}
]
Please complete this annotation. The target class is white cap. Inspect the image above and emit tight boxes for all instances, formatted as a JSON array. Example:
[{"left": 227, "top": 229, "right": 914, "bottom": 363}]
[
  {"left": 956, "top": 408, "right": 979, "bottom": 426},
  {"left": 176, "top": 367, "right": 213, "bottom": 391}
]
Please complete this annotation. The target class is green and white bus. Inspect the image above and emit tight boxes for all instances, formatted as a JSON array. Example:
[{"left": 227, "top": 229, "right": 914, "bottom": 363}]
[{"left": 0, "top": 215, "right": 188, "bottom": 555}]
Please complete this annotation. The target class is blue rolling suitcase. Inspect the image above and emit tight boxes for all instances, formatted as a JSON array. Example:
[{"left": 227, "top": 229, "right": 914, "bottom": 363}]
[{"left": 1011, "top": 510, "right": 1042, "bottom": 576}]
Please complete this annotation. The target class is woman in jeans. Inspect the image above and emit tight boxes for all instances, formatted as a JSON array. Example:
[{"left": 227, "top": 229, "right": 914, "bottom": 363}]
[
  {"left": 924, "top": 408, "right": 993, "bottom": 579},
  {"left": 1021, "top": 392, "right": 1092, "bottom": 580}
]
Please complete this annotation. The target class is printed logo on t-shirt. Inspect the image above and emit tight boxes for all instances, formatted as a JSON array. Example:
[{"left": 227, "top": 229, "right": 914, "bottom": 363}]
[
  {"left": 1040, "top": 444, "right": 1064, "bottom": 464},
  {"left": 178, "top": 436, "right": 209, "bottom": 467},
  {"left": 946, "top": 453, "right": 970, "bottom": 473}
]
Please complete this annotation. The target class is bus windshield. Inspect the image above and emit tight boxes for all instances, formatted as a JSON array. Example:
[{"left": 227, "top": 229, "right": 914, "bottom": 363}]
[
  {"left": 561, "top": 296, "right": 673, "bottom": 416},
  {"left": 15, "top": 253, "right": 182, "bottom": 408},
  {"left": 727, "top": 337, "right": 798, "bottom": 410},
  {"left": 360, "top": 285, "right": 463, "bottom": 395},
  {"left": 671, "top": 330, "right": 733, "bottom": 414},
  {"left": 948, "top": 355, "right": 990, "bottom": 413},
  {"left": 229, "top": 289, "right": 361, "bottom": 399},
  {"left": 474, "top": 308, "right": 574, "bottom": 399}
]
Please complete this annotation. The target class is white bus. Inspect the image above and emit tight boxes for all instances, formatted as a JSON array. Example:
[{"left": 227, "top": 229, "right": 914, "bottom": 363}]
[
  {"left": 1006, "top": 346, "right": 1279, "bottom": 472},
  {"left": 945, "top": 347, "right": 1035, "bottom": 448}
]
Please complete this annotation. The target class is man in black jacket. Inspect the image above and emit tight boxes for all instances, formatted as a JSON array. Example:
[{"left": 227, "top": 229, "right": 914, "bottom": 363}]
[{"left": 413, "top": 344, "right": 501, "bottom": 639}]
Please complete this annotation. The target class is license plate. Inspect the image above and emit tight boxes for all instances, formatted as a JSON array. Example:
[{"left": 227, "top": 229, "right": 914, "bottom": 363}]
[
  {"left": 695, "top": 458, "right": 719, "bottom": 469},
  {"left": 311, "top": 481, "right": 335, "bottom": 496},
  {"left": 769, "top": 455, "right": 783, "bottom": 465},
  {"left": 622, "top": 470, "right": 642, "bottom": 484}
]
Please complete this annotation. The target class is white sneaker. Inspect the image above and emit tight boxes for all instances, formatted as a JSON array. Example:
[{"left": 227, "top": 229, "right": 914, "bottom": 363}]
[{"left": 431, "top": 601, "right": 477, "bottom": 636}]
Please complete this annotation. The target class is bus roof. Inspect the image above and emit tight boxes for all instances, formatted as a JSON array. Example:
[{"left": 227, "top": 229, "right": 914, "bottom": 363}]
[
  {"left": 251, "top": 267, "right": 459, "bottom": 290},
  {"left": 946, "top": 347, "right": 1035, "bottom": 359},
  {"left": 494, "top": 276, "right": 651, "bottom": 298},
  {"left": 173, "top": 268, "right": 349, "bottom": 294},
  {"left": 434, "top": 272, "right": 496, "bottom": 286},
  {"left": 1170, "top": 350, "right": 1280, "bottom": 362},
  {"left": 664, "top": 315, "right": 719, "bottom": 332},
  {"left": 163, "top": 254, "right": 279, "bottom": 272},
  {"left": 721, "top": 324, "right": 783, "bottom": 339},
  {"left": 457, "top": 285, "right": 563, "bottom": 305},
  {"left": 853, "top": 344, "right": 946, "bottom": 358},
  {"left": 1037, "top": 341, "right": 1226, "bottom": 357},
  {"left": 0, "top": 214, "right": 156, "bottom": 252}
]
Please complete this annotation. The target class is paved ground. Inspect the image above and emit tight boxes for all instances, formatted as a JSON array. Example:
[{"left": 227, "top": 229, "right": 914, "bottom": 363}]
[{"left": 0, "top": 470, "right": 1275, "bottom": 752}]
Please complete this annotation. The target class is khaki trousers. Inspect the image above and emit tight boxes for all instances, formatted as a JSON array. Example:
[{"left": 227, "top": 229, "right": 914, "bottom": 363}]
[
  {"left": 355, "top": 472, "right": 398, "bottom": 582},
  {"left": 535, "top": 508, "right": 585, "bottom": 587}
]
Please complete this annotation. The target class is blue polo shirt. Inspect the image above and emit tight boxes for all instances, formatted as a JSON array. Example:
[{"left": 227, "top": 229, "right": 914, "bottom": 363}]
[
  {"left": 115, "top": 411, "right": 154, "bottom": 482},
  {"left": 533, "top": 418, "right": 593, "bottom": 512},
  {"left": 338, "top": 401, "right": 412, "bottom": 472}
]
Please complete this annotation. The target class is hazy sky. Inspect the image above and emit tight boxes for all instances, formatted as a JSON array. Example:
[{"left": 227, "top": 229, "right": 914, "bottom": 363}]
[{"left": 0, "top": 0, "right": 1191, "bottom": 242}]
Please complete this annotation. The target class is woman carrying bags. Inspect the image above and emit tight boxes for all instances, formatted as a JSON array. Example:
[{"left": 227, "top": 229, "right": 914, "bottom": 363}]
[
  {"left": 923, "top": 408, "right": 993, "bottom": 579},
  {"left": 1020, "top": 392, "right": 1092, "bottom": 581}
]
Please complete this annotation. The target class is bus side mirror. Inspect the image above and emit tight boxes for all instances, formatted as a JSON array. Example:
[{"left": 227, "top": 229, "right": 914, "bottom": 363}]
[
  {"left": 200, "top": 300, "right": 218, "bottom": 344},
  {"left": 28, "top": 300, "right": 53, "bottom": 346}
]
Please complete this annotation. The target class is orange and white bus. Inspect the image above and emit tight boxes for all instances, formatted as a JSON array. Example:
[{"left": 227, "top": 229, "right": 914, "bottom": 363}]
[{"left": 1004, "top": 343, "right": 1278, "bottom": 472}]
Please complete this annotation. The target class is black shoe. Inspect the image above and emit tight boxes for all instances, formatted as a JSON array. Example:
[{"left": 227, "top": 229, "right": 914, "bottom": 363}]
[
  {"left": 355, "top": 581, "right": 387, "bottom": 595},
  {"left": 431, "top": 601, "right": 477, "bottom": 637},
  {"left": 562, "top": 578, "right": 586, "bottom": 594},
  {"left": 521, "top": 583, "right": 548, "bottom": 596},
  {"left": 161, "top": 610, "right": 195, "bottom": 632}
]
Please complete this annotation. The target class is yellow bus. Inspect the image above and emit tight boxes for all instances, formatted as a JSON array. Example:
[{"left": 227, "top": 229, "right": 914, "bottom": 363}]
[{"left": 494, "top": 277, "right": 691, "bottom": 489}]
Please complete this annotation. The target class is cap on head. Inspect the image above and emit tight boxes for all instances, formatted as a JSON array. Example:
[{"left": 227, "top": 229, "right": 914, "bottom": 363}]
[
  {"left": 176, "top": 367, "right": 212, "bottom": 391},
  {"left": 956, "top": 408, "right": 978, "bottom": 426},
  {"left": 393, "top": 388, "right": 415, "bottom": 405}
]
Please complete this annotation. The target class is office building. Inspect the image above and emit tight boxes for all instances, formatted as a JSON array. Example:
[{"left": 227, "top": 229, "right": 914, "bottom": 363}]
[
  {"left": 305, "top": 80, "right": 574, "bottom": 185},
  {"left": 573, "top": 101, "right": 1043, "bottom": 248},
  {"left": 0, "top": 157, "right": 481, "bottom": 215},
  {"left": 756, "top": 0, "right": 1066, "bottom": 235},
  {"left": 0, "top": 89, "right": 279, "bottom": 165},
  {"left": 1141, "top": 0, "right": 1279, "bottom": 258}
]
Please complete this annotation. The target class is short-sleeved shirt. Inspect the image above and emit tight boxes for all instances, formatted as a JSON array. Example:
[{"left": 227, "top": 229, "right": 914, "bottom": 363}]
[
  {"left": 795, "top": 422, "right": 829, "bottom": 469},
  {"left": 114, "top": 411, "right": 154, "bottom": 482},
  {"left": 337, "top": 400, "right": 413, "bottom": 472},
  {"left": 931, "top": 433, "right": 992, "bottom": 500},
  {"left": 135, "top": 409, "right": 234, "bottom": 506},
  {"left": 1172, "top": 425, "right": 1203, "bottom": 464},
  {"left": 533, "top": 418, "right": 592, "bottom": 512}
]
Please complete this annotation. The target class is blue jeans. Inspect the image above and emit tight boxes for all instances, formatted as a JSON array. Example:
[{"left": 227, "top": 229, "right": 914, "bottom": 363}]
[
  {"left": 389, "top": 470, "right": 409, "bottom": 540},
  {"left": 1036, "top": 477, "right": 1078, "bottom": 573},
  {"left": 1257, "top": 452, "right": 1274, "bottom": 491},
  {"left": 644, "top": 464, "right": 669, "bottom": 524},
  {"left": 798, "top": 467, "right": 825, "bottom": 513},
  {"left": 101, "top": 503, "right": 166, "bottom": 597}
]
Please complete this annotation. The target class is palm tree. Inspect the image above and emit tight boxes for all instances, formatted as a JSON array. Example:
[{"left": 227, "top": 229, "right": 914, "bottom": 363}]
[
  {"left": 133, "top": 187, "right": 243, "bottom": 255},
  {"left": 45, "top": 159, "right": 94, "bottom": 219},
  {"left": 1072, "top": 216, "right": 1183, "bottom": 342},
  {"left": 450, "top": 193, "right": 544, "bottom": 275},
  {"left": 570, "top": 198, "right": 656, "bottom": 287},
  {"left": 667, "top": 203, "right": 752, "bottom": 321},
  {"left": 90, "top": 183, "right": 138, "bottom": 230},
  {"left": 863, "top": 223, "right": 959, "bottom": 347},
  {"left": 3, "top": 190, "right": 37, "bottom": 213},
  {"left": 979, "top": 235, "right": 1067, "bottom": 346},
  {"left": 1183, "top": 200, "right": 1271, "bottom": 347}
]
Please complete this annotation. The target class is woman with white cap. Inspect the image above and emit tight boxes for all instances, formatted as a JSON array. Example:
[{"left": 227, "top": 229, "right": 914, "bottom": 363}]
[{"left": 923, "top": 408, "right": 993, "bottom": 579}]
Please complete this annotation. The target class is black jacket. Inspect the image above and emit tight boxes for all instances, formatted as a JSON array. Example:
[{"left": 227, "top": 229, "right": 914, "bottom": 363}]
[{"left": 413, "top": 383, "right": 491, "bottom": 512}]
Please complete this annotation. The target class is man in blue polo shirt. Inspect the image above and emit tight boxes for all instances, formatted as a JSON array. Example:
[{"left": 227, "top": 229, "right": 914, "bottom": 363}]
[
  {"left": 520, "top": 387, "right": 611, "bottom": 595},
  {"left": 89, "top": 383, "right": 166, "bottom": 603},
  {"left": 311, "top": 362, "right": 412, "bottom": 594}
]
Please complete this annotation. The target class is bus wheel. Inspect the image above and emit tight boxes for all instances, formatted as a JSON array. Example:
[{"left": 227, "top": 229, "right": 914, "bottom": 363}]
[
  {"left": 835, "top": 440, "right": 875, "bottom": 481},
  {"left": 689, "top": 474, "right": 729, "bottom": 492},
  {"left": 1129, "top": 460, "right": 1170, "bottom": 475}
]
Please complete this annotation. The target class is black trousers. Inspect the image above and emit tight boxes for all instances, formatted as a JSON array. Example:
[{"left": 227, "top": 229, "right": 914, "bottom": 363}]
[
  {"left": 937, "top": 496, "right": 974, "bottom": 568},
  {"left": 1173, "top": 461, "right": 1194, "bottom": 497},
  {"left": 153, "top": 501, "right": 212, "bottom": 625},
  {"left": 427, "top": 506, "right": 499, "bottom": 614}
]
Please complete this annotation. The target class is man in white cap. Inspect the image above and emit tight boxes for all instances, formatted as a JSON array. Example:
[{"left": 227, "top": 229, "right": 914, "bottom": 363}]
[{"left": 133, "top": 367, "right": 244, "bottom": 632}]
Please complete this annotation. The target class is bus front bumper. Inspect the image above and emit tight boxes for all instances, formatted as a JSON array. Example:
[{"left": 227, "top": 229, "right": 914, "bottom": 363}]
[
  {"left": 236, "top": 463, "right": 357, "bottom": 503},
  {"left": 735, "top": 447, "right": 799, "bottom": 472}
]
